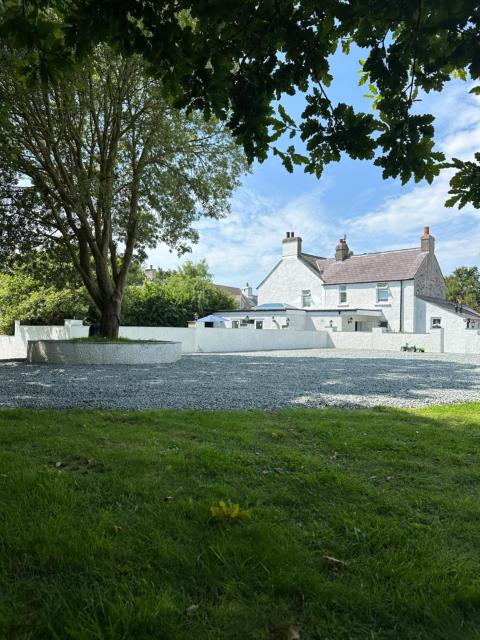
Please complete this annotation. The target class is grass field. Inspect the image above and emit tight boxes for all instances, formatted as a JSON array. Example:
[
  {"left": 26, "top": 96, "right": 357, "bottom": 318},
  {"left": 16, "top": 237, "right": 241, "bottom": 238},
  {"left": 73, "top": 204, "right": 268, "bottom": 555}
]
[{"left": 1, "top": 404, "right": 480, "bottom": 639}]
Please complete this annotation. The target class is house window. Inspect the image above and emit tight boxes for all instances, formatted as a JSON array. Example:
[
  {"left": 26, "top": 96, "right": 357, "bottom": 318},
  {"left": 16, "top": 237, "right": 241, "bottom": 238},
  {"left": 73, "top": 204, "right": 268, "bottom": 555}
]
[
  {"left": 240, "top": 319, "right": 248, "bottom": 327},
  {"left": 431, "top": 317, "right": 442, "bottom": 329},
  {"left": 302, "top": 290, "right": 312, "bottom": 307},
  {"left": 231, "top": 320, "right": 239, "bottom": 329},
  {"left": 339, "top": 285, "right": 347, "bottom": 304},
  {"left": 376, "top": 282, "right": 389, "bottom": 302},
  {"left": 255, "top": 321, "right": 263, "bottom": 330}
]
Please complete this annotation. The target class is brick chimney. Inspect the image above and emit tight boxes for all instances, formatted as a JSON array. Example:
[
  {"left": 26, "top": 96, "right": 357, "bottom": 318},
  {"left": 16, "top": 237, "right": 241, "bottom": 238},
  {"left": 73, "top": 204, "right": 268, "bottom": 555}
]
[
  {"left": 335, "top": 237, "right": 350, "bottom": 261},
  {"left": 420, "top": 226, "right": 435, "bottom": 253},
  {"left": 282, "top": 231, "right": 302, "bottom": 257}
]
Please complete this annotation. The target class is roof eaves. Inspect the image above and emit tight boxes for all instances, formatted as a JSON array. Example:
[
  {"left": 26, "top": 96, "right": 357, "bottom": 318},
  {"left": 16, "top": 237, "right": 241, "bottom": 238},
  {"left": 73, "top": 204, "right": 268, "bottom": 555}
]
[{"left": 417, "top": 295, "right": 480, "bottom": 319}]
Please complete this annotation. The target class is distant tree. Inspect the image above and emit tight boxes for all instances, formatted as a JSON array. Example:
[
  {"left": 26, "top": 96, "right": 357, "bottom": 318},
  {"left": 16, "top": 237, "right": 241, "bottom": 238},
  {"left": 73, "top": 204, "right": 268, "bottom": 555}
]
[
  {"left": 0, "top": 45, "right": 246, "bottom": 337},
  {"left": 1, "top": 1, "right": 479, "bottom": 205},
  {"left": 445, "top": 266, "right": 480, "bottom": 311}
]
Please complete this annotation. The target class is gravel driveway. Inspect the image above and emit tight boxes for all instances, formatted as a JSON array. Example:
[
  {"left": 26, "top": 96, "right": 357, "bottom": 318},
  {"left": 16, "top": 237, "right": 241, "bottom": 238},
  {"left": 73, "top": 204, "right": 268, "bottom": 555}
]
[{"left": 0, "top": 349, "right": 479, "bottom": 410}]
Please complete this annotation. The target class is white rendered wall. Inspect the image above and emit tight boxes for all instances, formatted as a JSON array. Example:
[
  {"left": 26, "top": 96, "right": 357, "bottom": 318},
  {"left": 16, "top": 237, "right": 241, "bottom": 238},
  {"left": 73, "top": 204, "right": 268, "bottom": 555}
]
[
  {"left": 119, "top": 326, "right": 196, "bottom": 352},
  {"left": 194, "top": 327, "right": 328, "bottom": 352},
  {"left": 323, "top": 280, "right": 415, "bottom": 332},
  {"left": 324, "top": 328, "right": 443, "bottom": 353},
  {"left": 0, "top": 336, "right": 25, "bottom": 359},
  {"left": 258, "top": 257, "right": 325, "bottom": 308},
  {"left": 415, "top": 298, "right": 480, "bottom": 354}
]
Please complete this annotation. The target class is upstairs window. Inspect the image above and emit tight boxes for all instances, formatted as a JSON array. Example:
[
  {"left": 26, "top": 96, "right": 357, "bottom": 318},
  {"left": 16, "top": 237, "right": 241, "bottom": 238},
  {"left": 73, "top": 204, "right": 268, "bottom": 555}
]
[
  {"left": 302, "top": 290, "right": 312, "bottom": 307},
  {"left": 339, "top": 285, "right": 347, "bottom": 304},
  {"left": 376, "top": 282, "right": 389, "bottom": 302},
  {"left": 431, "top": 317, "right": 442, "bottom": 329}
]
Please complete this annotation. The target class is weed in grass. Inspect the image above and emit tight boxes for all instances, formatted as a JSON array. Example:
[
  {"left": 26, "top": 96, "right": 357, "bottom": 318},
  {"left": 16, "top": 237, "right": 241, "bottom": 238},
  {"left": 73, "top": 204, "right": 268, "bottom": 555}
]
[{"left": 210, "top": 500, "right": 250, "bottom": 524}]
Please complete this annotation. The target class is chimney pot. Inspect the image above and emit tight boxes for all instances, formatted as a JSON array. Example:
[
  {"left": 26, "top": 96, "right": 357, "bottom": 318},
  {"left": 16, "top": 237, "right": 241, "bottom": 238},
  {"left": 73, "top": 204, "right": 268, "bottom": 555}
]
[
  {"left": 291, "top": 231, "right": 294, "bottom": 237},
  {"left": 423, "top": 226, "right": 430, "bottom": 236}
]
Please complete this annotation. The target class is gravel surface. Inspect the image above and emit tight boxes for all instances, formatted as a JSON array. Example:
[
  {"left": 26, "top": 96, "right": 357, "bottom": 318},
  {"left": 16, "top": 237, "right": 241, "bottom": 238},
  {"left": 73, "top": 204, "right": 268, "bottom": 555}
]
[{"left": 0, "top": 349, "right": 479, "bottom": 410}]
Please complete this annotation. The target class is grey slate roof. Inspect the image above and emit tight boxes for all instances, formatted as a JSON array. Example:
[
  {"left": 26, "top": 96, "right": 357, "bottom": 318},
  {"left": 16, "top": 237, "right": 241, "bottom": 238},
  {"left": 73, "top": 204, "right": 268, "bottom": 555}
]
[
  {"left": 301, "top": 248, "right": 428, "bottom": 284},
  {"left": 418, "top": 295, "right": 480, "bottom": 319}
]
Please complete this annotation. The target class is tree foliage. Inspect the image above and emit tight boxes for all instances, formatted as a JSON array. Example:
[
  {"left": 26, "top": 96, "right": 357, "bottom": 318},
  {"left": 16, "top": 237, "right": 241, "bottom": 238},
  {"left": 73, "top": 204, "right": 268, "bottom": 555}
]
[
  {"left": 0, "top": 45, "right": 246, "bottom": 336},
  {"left": 0, "top": 1, "right": 479, "bottom": 201},
  {"left": 0, "top": 261, "right": 92, "bottom": 334},
  {"left": 0, "top": 259, "right": 237, "bottom": 333},
  {"left": 445, "top": 266, "right": 480, "bottom": 311},
  {"left": 444, "top": 153, "right": 480, "bottom": 210},
  {"left": 122, "top": 260, "right": 237, "bottom": 327}
]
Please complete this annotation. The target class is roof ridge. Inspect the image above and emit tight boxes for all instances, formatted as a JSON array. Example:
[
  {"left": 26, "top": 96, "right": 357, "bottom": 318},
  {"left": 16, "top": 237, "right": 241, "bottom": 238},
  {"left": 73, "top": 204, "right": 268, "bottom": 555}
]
[
  {"left": 301, "top": 252, "right": 326, "bottom": 259},
  {"left": 311, "top": 247, "right": 423, "bottom": 261}
]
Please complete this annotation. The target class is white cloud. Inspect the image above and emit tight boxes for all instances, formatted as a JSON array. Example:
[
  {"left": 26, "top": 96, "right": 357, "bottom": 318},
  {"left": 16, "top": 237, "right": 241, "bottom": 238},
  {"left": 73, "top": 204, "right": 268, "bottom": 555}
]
[
  {"left": 147, "top": 80, "right": 480, "bottom": 286},
  {"left": 148, "top": 182, "right": 341, "bottom": 287}
]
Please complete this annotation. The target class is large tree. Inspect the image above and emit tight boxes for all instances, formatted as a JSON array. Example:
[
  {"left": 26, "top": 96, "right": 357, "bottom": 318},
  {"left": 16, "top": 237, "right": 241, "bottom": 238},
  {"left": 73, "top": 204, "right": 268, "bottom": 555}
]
[
  {"left": 0, "top": 46, "right": 245, "bottom": 336},
  {"left": 0, "top": 1, "right": 479, "bottom": 203}
]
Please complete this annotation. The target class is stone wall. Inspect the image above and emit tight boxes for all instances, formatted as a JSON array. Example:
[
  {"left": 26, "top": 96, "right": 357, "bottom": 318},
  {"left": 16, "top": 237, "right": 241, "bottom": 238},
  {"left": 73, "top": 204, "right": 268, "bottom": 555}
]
[{"left": 414, "top": 253, "right": 447, "bottom": 299}]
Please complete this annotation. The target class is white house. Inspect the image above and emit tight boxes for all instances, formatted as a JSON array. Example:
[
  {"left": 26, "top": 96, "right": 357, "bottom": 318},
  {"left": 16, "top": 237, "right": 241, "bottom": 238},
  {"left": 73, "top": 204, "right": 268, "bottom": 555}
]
[{"left": 213, "top": 227, "right": 480, "bottom": 339}]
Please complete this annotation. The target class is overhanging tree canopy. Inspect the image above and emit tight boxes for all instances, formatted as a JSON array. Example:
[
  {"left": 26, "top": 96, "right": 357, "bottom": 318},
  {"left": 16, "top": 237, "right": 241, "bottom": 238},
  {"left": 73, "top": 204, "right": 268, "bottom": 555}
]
[
  {"left": 0, "top": 46, "right": 246, "bottom": 336},
  {"left": 1, "top": 1, "right": 479, "bottom": 199}
]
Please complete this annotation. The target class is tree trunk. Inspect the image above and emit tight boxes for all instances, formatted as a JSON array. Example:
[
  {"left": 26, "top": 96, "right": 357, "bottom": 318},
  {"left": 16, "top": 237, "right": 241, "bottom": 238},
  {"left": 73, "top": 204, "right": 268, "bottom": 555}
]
[{"left": 99, "top": 297, "right": 122, "bottom": 338}]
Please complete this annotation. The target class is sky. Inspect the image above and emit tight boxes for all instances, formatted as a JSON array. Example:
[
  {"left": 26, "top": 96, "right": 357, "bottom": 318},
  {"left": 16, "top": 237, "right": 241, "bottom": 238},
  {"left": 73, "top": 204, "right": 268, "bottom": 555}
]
[{"left": 147, "top": 46, "right": 480, "bottom": 291}]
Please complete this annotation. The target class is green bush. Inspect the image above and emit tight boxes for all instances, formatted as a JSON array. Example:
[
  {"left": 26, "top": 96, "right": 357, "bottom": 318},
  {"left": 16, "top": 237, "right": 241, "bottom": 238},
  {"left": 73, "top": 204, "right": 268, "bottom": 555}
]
[{"left": 0, "top": 272, "right": 90, "bottom": 334}]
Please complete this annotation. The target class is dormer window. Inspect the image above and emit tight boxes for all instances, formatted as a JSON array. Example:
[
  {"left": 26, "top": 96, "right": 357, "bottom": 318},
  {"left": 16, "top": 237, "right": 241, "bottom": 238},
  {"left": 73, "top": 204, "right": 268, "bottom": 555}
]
[
  {"left": 376, "top": 282, "right": 389, "bottom": 303},
  {"left": 339, "top": 285, "right": 347, "bottom": 304}
]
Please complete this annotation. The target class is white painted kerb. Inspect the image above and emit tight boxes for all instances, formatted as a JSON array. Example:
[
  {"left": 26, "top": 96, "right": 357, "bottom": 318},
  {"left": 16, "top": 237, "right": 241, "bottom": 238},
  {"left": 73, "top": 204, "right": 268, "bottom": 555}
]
[{"left": 27, "top": 341, "right": 182, "bottom": 365}]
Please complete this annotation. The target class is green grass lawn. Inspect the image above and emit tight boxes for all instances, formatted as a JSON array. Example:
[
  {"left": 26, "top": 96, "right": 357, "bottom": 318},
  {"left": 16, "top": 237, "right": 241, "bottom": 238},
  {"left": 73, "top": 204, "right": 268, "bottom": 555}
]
[{"left": 1, "top": 404, "right": 480, "bottom": 639}]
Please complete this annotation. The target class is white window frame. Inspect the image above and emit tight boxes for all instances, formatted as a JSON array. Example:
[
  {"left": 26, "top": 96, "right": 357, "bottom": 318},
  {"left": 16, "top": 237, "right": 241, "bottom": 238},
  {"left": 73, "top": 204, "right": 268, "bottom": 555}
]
[
  {"left": 231, "top": 320, "right": 239, "bottom": 329},
  {"left": 339, "top": 285, "right": 347, "bottom": 304},
  {"left": 301, "top": 289, "right": 312, "bottom": 307},
  {"left": 255, "top": 320, "right": 263, "bottom": 330},
  {"left": 431, "top": 317, "right": 442, "bottom": 329},
  {"left": 376, "top": 282, "right": 389, "bottom": 303}
]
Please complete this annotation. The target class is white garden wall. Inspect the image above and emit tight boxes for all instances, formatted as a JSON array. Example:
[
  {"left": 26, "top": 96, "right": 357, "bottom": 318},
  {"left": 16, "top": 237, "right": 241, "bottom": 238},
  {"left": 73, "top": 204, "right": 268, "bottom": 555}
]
[
  {"left": 119, "top": 326, "right": 196, "bottom": 352},
  {"left": 325, "top": 328, "right": 443, "bottom": 353},
  {"left": 194, "top": 327, "right": 328, "bottom": 352},
  {"left": 1, "top": 318, "right": 478, "bottom": 360}
]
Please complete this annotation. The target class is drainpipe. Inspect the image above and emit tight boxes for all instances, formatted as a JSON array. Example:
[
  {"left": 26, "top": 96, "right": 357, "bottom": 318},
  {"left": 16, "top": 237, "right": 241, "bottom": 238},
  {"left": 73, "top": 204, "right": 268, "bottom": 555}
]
[{"left": 399, "top": 280, "right": 404, "bottom": 332}]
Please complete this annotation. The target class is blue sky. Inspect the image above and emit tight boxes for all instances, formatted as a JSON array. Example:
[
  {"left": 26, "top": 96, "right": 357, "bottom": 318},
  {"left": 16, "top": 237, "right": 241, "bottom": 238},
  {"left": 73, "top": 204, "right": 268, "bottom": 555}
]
[{"left": 148, "top": 47, "right": 480, "bottom": 290}]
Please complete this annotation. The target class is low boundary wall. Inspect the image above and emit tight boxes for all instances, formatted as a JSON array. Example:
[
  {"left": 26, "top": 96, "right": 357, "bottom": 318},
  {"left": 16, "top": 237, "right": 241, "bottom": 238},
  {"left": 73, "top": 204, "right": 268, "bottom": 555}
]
[
  {"left": 1, "top": 320, "right": 478, "bottom": 359},
  {"left": 325, "top": 329, "right": 444, "bottom": 353}
]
